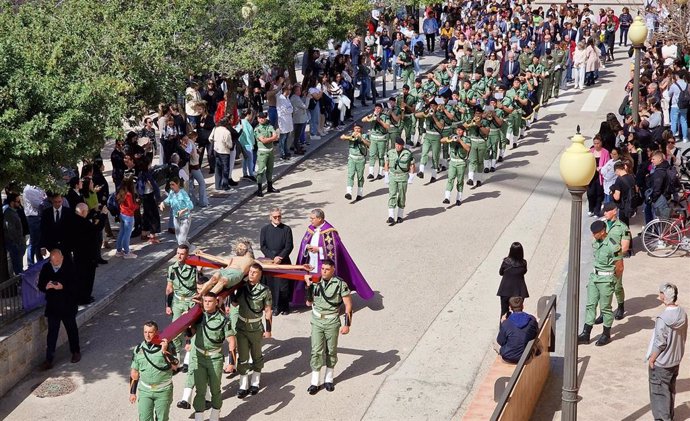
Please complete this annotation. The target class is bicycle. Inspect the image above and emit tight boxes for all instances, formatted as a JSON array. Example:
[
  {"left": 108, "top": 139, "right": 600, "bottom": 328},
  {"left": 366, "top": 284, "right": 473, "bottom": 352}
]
[{"left": 641, "top": 185, "right": 690, "bottom": 257}]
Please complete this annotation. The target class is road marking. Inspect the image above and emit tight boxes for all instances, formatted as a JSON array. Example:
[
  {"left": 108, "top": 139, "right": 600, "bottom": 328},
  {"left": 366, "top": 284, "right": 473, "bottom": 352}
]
[{"left": 580, "top": 88, "right": 608, "bottom": 112}]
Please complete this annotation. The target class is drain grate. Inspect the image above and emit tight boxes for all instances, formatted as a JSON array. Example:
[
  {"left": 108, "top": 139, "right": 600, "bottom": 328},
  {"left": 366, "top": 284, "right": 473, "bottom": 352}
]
[{"left": 32, "top": 377, "right": 77, "bottom": 398}]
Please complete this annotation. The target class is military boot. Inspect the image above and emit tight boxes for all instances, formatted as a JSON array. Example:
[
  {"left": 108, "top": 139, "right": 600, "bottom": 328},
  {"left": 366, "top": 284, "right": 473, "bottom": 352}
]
[
  {"left": 594, "top": 314, "right": 603, "bottom": 325},
  {"left": 614, "top": 303, "right": 625, "bottom": 320},
  {"left": 595, "top": 326, "right": 611, "bottom": 346},
  {"left": 256, "top": 183, "right": 264, "bottom": 197},
  {"left": 577, "top": 324, "right": 592, "bottom": 345}
]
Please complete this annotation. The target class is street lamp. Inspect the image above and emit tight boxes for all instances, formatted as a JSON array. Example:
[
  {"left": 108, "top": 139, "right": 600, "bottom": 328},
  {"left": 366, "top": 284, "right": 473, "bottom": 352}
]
[
  {"left": 559, "top": 126, "right": 596, "bottom": 421},
  {"left": 628, "top": 16, "right": 648, "bottom": 125}
]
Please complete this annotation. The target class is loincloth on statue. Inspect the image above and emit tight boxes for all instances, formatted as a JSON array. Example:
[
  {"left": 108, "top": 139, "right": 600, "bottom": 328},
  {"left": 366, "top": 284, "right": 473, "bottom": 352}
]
[{"left": 218, "top": 267, "right": 244, "bottom": 289}]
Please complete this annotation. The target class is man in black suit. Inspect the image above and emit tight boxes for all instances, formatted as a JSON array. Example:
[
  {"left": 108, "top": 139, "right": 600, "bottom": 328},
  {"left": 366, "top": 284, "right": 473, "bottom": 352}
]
[
  {"left": 38, "top": 249, "right": 81, "bottom": 369},
  {"left": 259, "top": 207, "right": 294, "bottom": 316},
  {"left": 73, "top": 203, "right": 108, "bottom": 305},
  {"left": 501, "top": 51, "right": 520, "bottom": 88},
  {"left": 39, "top": 192, "right": 73, "bottom": 258}
]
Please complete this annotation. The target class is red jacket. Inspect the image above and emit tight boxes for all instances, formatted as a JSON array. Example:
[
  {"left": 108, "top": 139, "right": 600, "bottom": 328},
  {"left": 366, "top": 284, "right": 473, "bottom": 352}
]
[{"left": 119, "top": 192, "right": 138, "bottom": 217}]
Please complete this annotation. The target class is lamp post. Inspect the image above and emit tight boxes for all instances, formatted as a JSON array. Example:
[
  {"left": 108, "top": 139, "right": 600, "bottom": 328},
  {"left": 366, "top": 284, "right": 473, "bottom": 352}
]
[
  {"left": 628, "top": 16, "right": 648, "bottom": 125},
  {"left": 559, "top": 126, "right": 596, "bottom": 421}
]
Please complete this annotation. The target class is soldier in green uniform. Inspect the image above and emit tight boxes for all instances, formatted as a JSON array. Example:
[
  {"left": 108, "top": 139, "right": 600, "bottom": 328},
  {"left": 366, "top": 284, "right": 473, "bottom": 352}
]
[
  {"left": 130, "top": 321, "right": 178, "bottom": 421},
  {"left": 517, "top": 45, "right": 534, "bottom": 73},
  {"left": 165, "top": 245, "right": 197, "bottom": 369},
  {"left": 410, "top": 78, "right": 428, "bottom": 146},
  {"left": 493, "top": 86, "right": 513, "bottom": 161},
  {"left": 526, "top": 56, "right": 544, "bottom": 122},
  {"left": 303, "top": 259, "right": 353, "bottom": 395},
  {"left": 484, "top": 107, "right": 504, "bottom": 173},
  {"left": 594, "top": 203, "right": 632, "bottom": 323},
  {"left": 189, "top": 292, "right": 236, "bottom": 421},
  {"left": 432, "top": 64, "right": 450, "bottom": 88},
  {"left": 577, "top": 220, "right": 624, "bottom": 347},
  {"left": 340, "top": 123, "right": 370, "bottom": 200},
  {"left": 465, "top": 107, "right": 490, "bottom": 187},
  {"left": 539, "top": 52, "right": 555, "bottom": 105},
  {"left": 441, "top": 125, "right": 471, "bottom": 206},
  {"left": 233, "top": 263, "right": 273, "bottom": 398},
  {"left": 552, "top": 42, "right": 568, "bottom": 99},
  {"left": 472, "top": 42, "right": 485, "bottom": 74},
  {"left": 398, "top": 85, "right": 417, "bottom": 146},
  {"left": 397, "top": 43, "right": 415, "bottom": 89},
  {"left": 254, "top": 112, "right": 280, "bottom": 197},
  {"left": 415, "top": 102, "right": 445, "bottom": 182},
  {"left": 384, "top": 137, "right": 416, "bottom": 225},
  {"left": 501, "top": 81, "right": 524, "bottom": 150},
  {"left": 362, "top": 103, "right": 390, "bottom": 180},
  {"left": 458, "top": 46, "right": 475, "bottom": 78},
  {"left": 385, "top": 96, "right": 403, "bottom": 150}
]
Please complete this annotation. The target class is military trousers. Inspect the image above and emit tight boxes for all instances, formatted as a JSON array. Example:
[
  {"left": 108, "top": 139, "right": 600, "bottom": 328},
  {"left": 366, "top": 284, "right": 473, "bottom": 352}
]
[
  {"left": 614, "top": 274, "right": 625, "bottom": 304},
  {"left": 256, "top": 151, "right": 275, "bottom": 184},
  {"left": 192, "top": 352, "right": 224, "bottom": 411},
  {"left": 369, "top": 138, "right": 387, "bottom": 168},
  {"left": 401, "top": 116, "right": 414, "bottom": 143},
  {"left": 387, "top": 128, "right": 402, "bottom": 149},
  {"left": 468, "top": 138, "right": 487, "bottom": 173},
  {"left": 310, "top": 316, "right": 341, "bottom": 371},
  {"left": 137, "top": 385, "right": 173, "bottom": 421},
  {"left": 420, "top": 132, "right": 441, "bottom": 169},
  {"left": 584, "top": 273, "right": 616, "bottom": 328},
  {"left": 487, "top": 131, "right": 501, "bottom": 160},
  {"left": 388, "top": 176, "right": 409, "bottom": 209},
  {"left": 401, "top": 68, "right": 415, "bottom": 89},
  {"left": 237, "top": 327, "right": 264, "bottom": 375},
  {"left": 171, "top": 297, "right": 195, "bottom": 356},
  {"left": 446, "top": 159, "right": 468, "bottom": 192},
  {"left": 347, "top": 156, "right": 366, "bottom": 187}
]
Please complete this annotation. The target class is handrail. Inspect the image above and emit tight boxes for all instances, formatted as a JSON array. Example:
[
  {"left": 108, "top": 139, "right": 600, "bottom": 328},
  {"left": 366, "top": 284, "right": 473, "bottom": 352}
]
[
  {"left": 0, "top": 274, "right": 24, "bottom": 329},
  {"left": 489, "top": 294, "right": 557, "bottom": 421}
]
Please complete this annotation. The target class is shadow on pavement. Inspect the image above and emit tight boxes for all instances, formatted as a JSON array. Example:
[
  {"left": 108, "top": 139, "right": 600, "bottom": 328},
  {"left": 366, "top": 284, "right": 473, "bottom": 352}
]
[
  {"left": 463, "top": 191, "right": 501, "bottom": 203},
  {"left": 404, "top": 206, "right": 446, "bottom": 221},
  {"left": 624, "top": 293, "right": 660, "bottom": 318},
  {"left": 505, "top": 150, "right": 539, "bottom": 160},
  {"left": 497, "top": 159, "right": 529, "bottom": 170},
  {"left": 611, "top": 315, "right": 655, "bottom": 342}
]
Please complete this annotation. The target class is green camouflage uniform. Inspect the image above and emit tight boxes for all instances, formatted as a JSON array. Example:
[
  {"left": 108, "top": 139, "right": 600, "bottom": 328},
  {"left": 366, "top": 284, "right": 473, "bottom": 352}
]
[
  {"left": 233, "top": 282, "right": 272, "bottom": 375},
  {"left": 192, "top": 310, "right": 235, "bottom": 412},
  {"left": 584, "top": 236, "right": 623, "bottom": 328},
  {"left": 132, "top": 341, "right": 176, "bottom": 421},
  {"left": 307, "top": 276, "right": 351, "bottom": 371},
  {"left": 254, "top": 122, "right": 276, "bottom": 184}
]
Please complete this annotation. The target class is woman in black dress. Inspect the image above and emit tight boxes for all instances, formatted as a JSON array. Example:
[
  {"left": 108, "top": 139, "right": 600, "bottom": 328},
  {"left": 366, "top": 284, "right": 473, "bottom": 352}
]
[{"left": 496, "top": 242, "right": 529, "bottom": 318}]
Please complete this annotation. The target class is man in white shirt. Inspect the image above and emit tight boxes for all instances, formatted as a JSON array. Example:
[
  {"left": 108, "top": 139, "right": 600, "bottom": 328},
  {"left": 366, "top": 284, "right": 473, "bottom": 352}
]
[
  {"left": 210, "top": 119, "right": 237, "bottom": 190},
  {"left": 23, "top": 184, "right": 47, "bottom": 264},
  {"left": 185, "top": 82, "right": 202, "bottom": 127},
  {"left": 277, "top": 85, "right": 294, "bottom": 160}
]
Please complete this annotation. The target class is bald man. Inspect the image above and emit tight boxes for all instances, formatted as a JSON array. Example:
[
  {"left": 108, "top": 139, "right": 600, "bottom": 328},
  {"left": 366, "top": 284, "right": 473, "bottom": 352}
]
[{"left": 73, "top": 203, "right": 108, "bottom": 304}]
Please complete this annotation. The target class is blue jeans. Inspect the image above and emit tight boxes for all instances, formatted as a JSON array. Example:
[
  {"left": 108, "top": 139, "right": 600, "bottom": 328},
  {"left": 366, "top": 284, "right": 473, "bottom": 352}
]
[
  {"left": 27, "top": 215, "right": 41, "bottom": 264},
  {"left": 189, "top": 168, "right": 208, "bottom": 206},
  {"left": 214, "top": 152, "right": 231, "bottom": 189},
  {"left": 309, "top": 106, "right": 321, "bottom": 136},
  {"left": 604, "top": 194, "right": 612, "bottom": 204},
  {"left": 240, "top": 143, "right": 255, "bottom": 177},
  {"left": 278, "top": 132, "right": 291, "bottom": 157},
  {"left": 116, "top": 214, "right": 134, "bottom": 254},
  {"left": 653, "top": 195, "right": 671, "bottom": 220},
  {"left": 6, "top": 242, "right": 25, "bottom": 275},
  {"left": 268, "top": 106, "right": 278, "bottom": 129},
  {"left": 293, "top": 123, "right": 306, "bottom": 149},
  {"left": 357, "top": 75, "right": 371, "bottom": 101},
  {"left": 670, "top": 107, "right": 688, "bottom": 141}
]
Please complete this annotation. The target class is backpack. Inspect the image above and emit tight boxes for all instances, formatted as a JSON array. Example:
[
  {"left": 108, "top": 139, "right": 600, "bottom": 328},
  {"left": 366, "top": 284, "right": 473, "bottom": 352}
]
[
  {"left": 106, "top": 192, "right": 120, "bottom": 217},
  {"left": 151, "top": 164, "right": 169, "bottom": 187},
  {"left": 676, "top": 82, "right": 690, "bottom": 109},
  {"left": 414, "top": 40, "right": 424, "bottom": 57},
  {"left": 666, "top": 165, "right": 682, "bottom": 196}
]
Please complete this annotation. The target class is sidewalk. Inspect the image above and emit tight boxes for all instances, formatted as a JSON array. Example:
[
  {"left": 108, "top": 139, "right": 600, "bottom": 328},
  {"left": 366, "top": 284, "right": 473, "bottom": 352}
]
[{"left": 0, "top": 51, "right": 446, "bottom": 393}]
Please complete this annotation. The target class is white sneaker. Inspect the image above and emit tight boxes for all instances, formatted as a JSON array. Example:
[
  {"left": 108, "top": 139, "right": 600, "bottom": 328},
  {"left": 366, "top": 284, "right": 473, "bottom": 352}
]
[
  {"left": 123, "top": 252, "right": 138, "bottom": 259},
  {"left": 115, "top": 251, "right": 125, "bottom": 257},
  {"left": 311, "top": 135, "right": 321, "bottom": 140},
  {"left": 684, "top": 139, "right": 689, "bottom": 143},
  {"left": 587, "top": 212, "right": 594, "bottom": 217}
]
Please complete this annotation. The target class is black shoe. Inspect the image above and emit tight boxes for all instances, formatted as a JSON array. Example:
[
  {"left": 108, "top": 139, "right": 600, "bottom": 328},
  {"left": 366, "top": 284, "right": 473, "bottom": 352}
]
[
  {"left": 443, "top": 198, "right": 450, "bottom": 204},
  {"left": 272, "top": 309, "right": 280, "bottom": 317},
  {"left": 237, "top": 388, "right": 250, "bottom": 398},
  {"left": 87, "top": 296, "right": 95, "bottom": 304},
  {"left": 280, "top": 310, "right": 289, "bottom": 315},
  {"left": 355, "top": 195, "right": 363, "bottom": 201},
  {"left": 490, "top": 167, "right": 496, "bottom": 173},
  {"left": 97, "top": 258, "right": 108, "bottom": 265},
  {"left": 483, "top": 168, "right": 490, "bottom": 173},
  {"left": 307, "top": 385, "right": 319, "bottom": 395},
  {"left": 614, "top": 304, "right": 625, "bottom": 320},
  {"left": 476, "top": 180, "right": 482, "bottom": 187},
  {"left": 456, "top": 200, "right": 462, "bottom": 206},
  {"left": 345, "top": 193, "right": 352, "bottom": 200},
  {"left": 182, "top": 364, "right": 189, "bottom": 373},
  {"left": 595, "top": 327, "right": 611, "bottom": 346},
  {"left": 497, "top": 156, "right": 503, "bottom": 163},
  {"left": 367, "top": 174, "right": 375, "bottom": 180},
  {"left": 430, "top": 177, "right": 437, "bottom": 183},
  {"left": 386, "top": 217, "right": 395, "bottom": 226},
  {"left": 248, "top": 175, "right": 257, "bottom": 182},
  {"left": 512, "top": 143, "right": 518, "bottom": 149},
  {"left": 417, "top": 171, "right": 424, "bottom": 179},
  {"left": 177, "top": 400, "right": 191, "bottom": 409},
  {"left": 71, "top": 352, "right": 81, "bottom": 363},
  {"left": 267, "top": 184, "right": 280, "bottom": 193},
  {"left": 256, "top": 188, "right": 264, "bottom": 198},
  {"left": 250, "top": 386, "right": 260, "bottom": 395},
  {"left": 577, "top": 324, "right": 592, "bottom": 345},
  {"left": 376, "top": 174, "right": 384, "bottom": 180},
  {"left": 396, "top": 217, "right": 403, "bottom": 224},
  {"left": 41, "top": 360, "right": 54, "bottom": 371},
  {"left": 594, "top": 314, "right": 603, "bottom": 325},
  {"left": 205, "top": 400, "right": 212, "bottom": 410},
  {"left": 466, "top": 179, "right": 474, "bottom": 186},
  {"left": 440, "top": 166, "right": 447, "bottom": 172},
  {"left": 324, "top": 382, "right": 335, "bottom": 392},
  {"left": 228, "top": 179, "right": 238, "bottom": 186}
]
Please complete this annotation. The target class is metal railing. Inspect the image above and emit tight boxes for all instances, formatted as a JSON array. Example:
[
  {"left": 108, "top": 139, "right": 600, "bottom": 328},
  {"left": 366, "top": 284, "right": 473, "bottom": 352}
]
[
  {"left": 0, "top": 274, "right": 23, "bottom": 329},
  {"left": 490, "top": 294, "right": 557, "bottom": 421}
]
